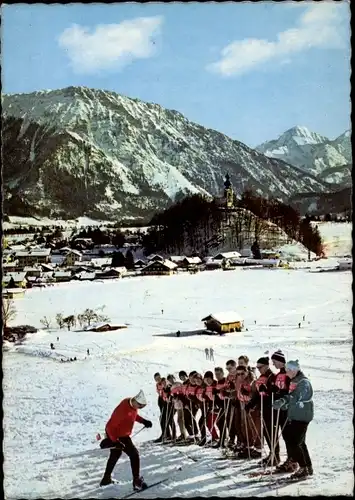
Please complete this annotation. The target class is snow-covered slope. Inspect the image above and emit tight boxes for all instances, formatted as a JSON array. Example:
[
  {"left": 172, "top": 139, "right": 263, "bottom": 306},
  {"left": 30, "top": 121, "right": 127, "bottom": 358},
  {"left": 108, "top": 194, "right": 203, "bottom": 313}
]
[
  {"left": 3, "top": 270, "right": 353, "bottom": 498},
  {"left": 2, "top": 87, "right": 330, "bottom": 220},
  {"left": 256, "top": 126, "right": 352, "bottom": 181}
]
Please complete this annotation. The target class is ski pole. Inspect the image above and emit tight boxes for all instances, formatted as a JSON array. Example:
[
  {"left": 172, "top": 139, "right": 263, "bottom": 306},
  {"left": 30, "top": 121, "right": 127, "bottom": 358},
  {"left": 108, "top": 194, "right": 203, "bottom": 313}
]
[
  {"left": 163, "top": 401, "right": 170, "bottom": 443},
  {"left": 220, "top": 398, "right": 230, "bottom": 449},
  {"left": 242, "top": 402, "right": 251, "bottom": 460},
  {"left": 270, "top": 408, "right": 280, "bottom": 476},
  {"left": 270, "top": 393, "right": 274, "bottom": 467}
]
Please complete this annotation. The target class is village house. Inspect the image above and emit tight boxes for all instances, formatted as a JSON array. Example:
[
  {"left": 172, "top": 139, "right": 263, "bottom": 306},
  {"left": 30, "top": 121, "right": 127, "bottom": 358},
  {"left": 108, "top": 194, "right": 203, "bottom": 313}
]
[
  {"left": 94, "top": 267, "right": 126, "bottom": 280},
  {"left": 202, "top": 311, "right": 244, "bottom": 334},
  {"left": 133, "top": 258, "right": 147, "bottom": 269},
  {"left": 213, "top": 251, "right": 242, "bottom": 260},
  {"left": 2, "top": 261, "right": 19, "bottom": 273},
  {"left": 23, "top": 266, "right": 42, "bottom": 278},
  {"left": 147, "top": 254, "right": 165, "bottom": 262},
  {"left": 182, "top": 256, "right": 202, "bottom": 269},
  {"left": 72, "top": 271, "right": 96, "bottom": 281},
  {"left": 53, "top": 271, "right": 72, "bottom": 283},
  {"left": 170, "top": 256, "right": 187, "bottom": 266},
  {"left": 62, "top": 249, "right": 83, "bottom": 267},
  {"left": 2, "top": 272, "right": 28, "bottom": 289},
  {"left": 15, "top": 248, "right": 51, "bottom": 267},
  {"left": 141, "top": 259, "right": 178, "bottom": 276},
  {"left": 2, "top": 288, "right": 26, "bottom": 299},
  {"left": 89, "top": 257, "right": 112, "bottom": 269}
]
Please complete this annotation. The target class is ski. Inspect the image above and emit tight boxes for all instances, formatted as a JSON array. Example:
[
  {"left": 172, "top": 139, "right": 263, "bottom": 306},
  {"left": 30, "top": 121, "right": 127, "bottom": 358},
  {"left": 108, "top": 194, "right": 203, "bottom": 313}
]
[
  {"left": 266, "top": 475, "right": 311, "bottom": 488},
  {"left": 122, "top": 478, "right": 169, "bottom": 498}
]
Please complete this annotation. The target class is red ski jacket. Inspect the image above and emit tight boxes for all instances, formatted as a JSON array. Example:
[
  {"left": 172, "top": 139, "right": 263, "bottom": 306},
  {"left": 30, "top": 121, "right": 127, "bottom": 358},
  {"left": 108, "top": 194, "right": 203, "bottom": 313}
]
[
  {"left": 106, "top": 398, "right": 145, "bottom": 441},
  {"left": 204, "top": 381, "right": 216, "bottom": 401},
  {"left": 156, "top": 382, "right": 164, "bottom": 398}
]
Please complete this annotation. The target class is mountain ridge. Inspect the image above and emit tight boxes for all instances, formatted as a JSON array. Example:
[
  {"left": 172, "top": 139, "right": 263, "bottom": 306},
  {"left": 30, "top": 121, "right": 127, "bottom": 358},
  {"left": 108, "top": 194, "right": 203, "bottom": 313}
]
[{"left": 2, "top": 86, "right": 337, "bottom": 220}]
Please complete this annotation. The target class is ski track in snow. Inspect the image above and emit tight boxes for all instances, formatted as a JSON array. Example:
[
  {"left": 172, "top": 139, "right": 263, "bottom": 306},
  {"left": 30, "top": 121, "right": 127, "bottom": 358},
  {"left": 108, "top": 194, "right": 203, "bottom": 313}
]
[{"left": 3, "top": 269, "right": 353, "bottom": 498}]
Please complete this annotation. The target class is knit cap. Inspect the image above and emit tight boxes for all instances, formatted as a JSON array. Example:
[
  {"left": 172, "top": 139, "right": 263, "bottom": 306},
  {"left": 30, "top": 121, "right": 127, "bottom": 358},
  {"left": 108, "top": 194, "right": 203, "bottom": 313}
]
[
  {"left": 134, "top": 390, "right": 147, "bottom": 405},
  {"left": 271, "top": 349, "right": 286, "bottom": 364},
  {"left": 286, "top": 359, "right": 300, "bottom": 372},
  {"left": 204, "top": 371, "right": 214, "bottom": 379},
  {"left": 257, "top": 356, "right": 269, "bottom": 365}
]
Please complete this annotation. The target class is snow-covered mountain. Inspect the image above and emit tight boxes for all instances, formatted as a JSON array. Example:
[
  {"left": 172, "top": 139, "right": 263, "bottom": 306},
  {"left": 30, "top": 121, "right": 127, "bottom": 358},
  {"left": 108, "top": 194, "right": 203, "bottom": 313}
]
[
  {"left": 256, "top": 126, "right": 352, "bottom": 181},
  {"left": 2, "top": 87, "right": 331, "bottom": 220}
]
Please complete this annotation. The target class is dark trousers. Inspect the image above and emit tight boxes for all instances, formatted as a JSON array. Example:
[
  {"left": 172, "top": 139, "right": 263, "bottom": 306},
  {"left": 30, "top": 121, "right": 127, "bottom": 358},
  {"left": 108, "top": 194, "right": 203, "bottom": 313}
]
[
  {"left": 283, "top": 420, "right": 312, "bottom": 468},
  {"left": 263, "top": 406, "right": 280, "bottom": 458},
  {"left": 215, "top": 404, "right": 225, "bottom": 444},
  {"left": 277, "top": 409, "right": 292, "bottom": 459},
  {"left": 162, "top": 401, "right": 176, "bottom": 439},
  {"left": 184, "top": 406, "right": 193, "bottom": 436},
  {"left": 101, "top": 436, "right": 139, "bottom": 479},
  {"left": 158, "top": 397, "right": 164, "bottom": 437},
  {"left": 198, "top": 405, "right": 207, "bottom": 440},
  {"left": 220, "top": 400, "right": 235, "bottom": 445}
]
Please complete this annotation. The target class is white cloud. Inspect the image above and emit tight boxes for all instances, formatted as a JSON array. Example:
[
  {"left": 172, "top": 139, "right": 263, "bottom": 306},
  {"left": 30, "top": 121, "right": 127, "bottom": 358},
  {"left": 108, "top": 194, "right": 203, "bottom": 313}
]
[
  {"left": 58, "top": 16, "right": 163, "bottom": 74},
  {"left": 207, "top": 3, "right": 348, "bottom": 77}
]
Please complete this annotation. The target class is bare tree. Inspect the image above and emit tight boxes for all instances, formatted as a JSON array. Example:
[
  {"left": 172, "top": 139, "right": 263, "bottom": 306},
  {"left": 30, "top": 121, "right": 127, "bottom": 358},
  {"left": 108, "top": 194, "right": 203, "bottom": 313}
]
[
  {"left": 2, "top": 299, "right": 16, "bottom": 328},
  {"left": 78, "top": 306, "right": 109, "bottom": 329},
  {"left": 56, "top": 313, "right": 65, "bottom": 329},
  {"left": 63, "top": 315, "right": 76, "bottom": 331},
  {"left": 40, "top": 316, "right": 52, "bottom": 329}
]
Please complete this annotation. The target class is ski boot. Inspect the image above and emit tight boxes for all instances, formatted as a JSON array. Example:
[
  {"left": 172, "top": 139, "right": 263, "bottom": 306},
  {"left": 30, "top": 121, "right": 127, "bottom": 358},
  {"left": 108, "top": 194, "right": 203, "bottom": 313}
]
[
  {"left": 133, "top": 476, "right": 148, "bottom": 491},
  {"left": 290, "top": 467, "right": 309, "bottom": 480},
  {"left": 100, "top": 475, "right": 114, "bottom": 487},
  {"left": 249, "top": 448, "right": 262, "bottom": 459},
  {"left": 276, "top": 458, "right": 298, "bottom": 473},
  {"left": 198, "top": 437, "right": 207, "bottom": 446},
  {"left": 258, "top": 454, "right": 280, "bottom": 467}
]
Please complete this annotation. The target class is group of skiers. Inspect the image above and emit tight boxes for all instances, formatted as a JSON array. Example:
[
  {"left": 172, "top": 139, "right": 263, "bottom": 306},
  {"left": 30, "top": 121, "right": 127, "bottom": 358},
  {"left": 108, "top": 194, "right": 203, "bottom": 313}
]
[
  {"left": 154, "top": 350, "right": 314, "bottom": 481},
  {"left": 97, "top": 349, "right": 314, "bottom": 492}
]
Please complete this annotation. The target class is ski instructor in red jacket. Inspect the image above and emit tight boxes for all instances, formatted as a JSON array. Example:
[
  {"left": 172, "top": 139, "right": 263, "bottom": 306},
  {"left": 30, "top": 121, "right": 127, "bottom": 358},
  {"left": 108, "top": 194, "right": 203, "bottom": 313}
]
[{"left": 99, "top": 390, "right": 152, "bottom": 490}]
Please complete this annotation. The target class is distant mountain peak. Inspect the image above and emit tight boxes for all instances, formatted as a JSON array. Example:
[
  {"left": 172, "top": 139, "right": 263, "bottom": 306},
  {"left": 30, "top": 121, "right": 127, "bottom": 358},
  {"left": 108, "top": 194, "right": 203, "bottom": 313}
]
[{"left": 256, "top": 125, "right": 352, "bottom": 180}]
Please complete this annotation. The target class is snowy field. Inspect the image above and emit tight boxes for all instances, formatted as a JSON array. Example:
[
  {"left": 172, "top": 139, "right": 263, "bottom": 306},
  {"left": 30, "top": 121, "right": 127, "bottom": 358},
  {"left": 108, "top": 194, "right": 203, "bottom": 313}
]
[{"left": 3, "top": 269, "right": 353, "bottom": 498}]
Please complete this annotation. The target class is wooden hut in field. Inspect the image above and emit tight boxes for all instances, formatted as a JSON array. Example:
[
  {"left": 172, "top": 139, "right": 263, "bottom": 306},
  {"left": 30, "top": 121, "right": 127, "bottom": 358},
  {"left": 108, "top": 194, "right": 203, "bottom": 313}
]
[{"left": 201, "top": 311, "right": 244, "bottom": 334}]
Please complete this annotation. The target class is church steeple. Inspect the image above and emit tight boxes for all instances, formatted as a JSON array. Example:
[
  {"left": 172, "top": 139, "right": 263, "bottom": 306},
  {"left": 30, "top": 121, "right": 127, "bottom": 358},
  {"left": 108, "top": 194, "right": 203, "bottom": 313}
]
[{"left": 223, "top": 173, "right": 234, "bottom": 208}]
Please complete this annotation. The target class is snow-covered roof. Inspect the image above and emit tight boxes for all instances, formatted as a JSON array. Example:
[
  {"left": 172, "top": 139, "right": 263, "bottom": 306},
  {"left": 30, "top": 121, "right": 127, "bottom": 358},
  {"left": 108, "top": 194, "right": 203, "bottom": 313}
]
[
  {"left": 89, "top": 258, "right": 112, "bottom": 267},
  {"left": 15, "top": 248, "right": 51, "bottom": 256},
  {"left": 65, "top": 249, "right": 82, "bottom": 256},
  {"left": 170, "top": 255, "right": 186, "bottom": 263},
  {"left": 147, "top": 254, "right": 165, "bottom": 261},
  {"left": 202, "top": 311, "right": 244, "bottom": 324},
  {"left": 213, "top": 251, "right": 242, "bottom": 260},
  {"left": 143, "top": 259, "right": 178, "bottom": 270},
  {"left": 184, "top": 256, "right": 202, "bottom": 264},
  {"left": 53, "top": 271, "right": 72, "bottom": 277},
  {"left": 3, "top": 272, "right": 27, "bottom": 282},
  {"left": 84, "top": 322, "right": 126, "bottom": 331}
]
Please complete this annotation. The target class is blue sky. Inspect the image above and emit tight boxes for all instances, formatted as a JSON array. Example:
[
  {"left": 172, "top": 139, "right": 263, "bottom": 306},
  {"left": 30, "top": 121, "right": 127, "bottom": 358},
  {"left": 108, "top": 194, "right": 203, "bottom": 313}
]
[{"left": 2, "top": 2, "right": 351, "bottom": 146}]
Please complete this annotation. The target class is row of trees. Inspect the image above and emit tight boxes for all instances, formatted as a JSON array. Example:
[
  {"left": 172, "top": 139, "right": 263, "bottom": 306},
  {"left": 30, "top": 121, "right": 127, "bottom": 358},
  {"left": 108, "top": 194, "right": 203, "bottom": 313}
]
[
  {"left": 111, "top": 250, "right": 135, "bottom": 269},
  {"left": 141, "top": 190, "right": 324, "bottom": 257},
  {"left": 142, "top": 195, "right": 223, "bottom": 256},
  {"left": 40, "top": 306, "right": 109, "bottom": 330}
]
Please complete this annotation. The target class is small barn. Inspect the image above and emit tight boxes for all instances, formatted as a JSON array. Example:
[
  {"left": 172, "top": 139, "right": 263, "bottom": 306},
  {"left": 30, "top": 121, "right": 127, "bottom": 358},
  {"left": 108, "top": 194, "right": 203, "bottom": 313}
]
[
  {"left": 84, "top": 322, "right": 128, "bottom": 332},
  {"left": 202, "top": 311, "right": 244, "bottom": 334}
]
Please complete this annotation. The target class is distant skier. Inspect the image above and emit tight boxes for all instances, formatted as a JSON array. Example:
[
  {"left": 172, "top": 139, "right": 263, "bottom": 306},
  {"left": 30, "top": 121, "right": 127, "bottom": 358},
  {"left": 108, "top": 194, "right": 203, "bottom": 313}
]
[
  {"left": 87, "top": 348, "right": 90, "bottom": 355},
  {"left": 298, "top": 323, "right": 301, "bottom": 329},
  {"left": 57, "top": 337, "right": 59, "bottom": 341},
  {"left": 254, "top": 320, "right": 256, "bottom": 324},
  {"left": 205, "top": 348, "right": 210, "bottom": 360},
  {"left": 50, "top": 343, "right": 55, "bottom": 350},
  {"left": 161, "top": 309, "right": 164, "bottom": 315},
  {"left": 209, "top": 347, "right": 215, "bottom": 362},
  {"left": 99, "top": 390, "right": 152, "bottom": 490},
  {"left": 302, "top": 315, "right": 305, "bottom": 321},
  {"left": 176, "top": 330, "right": 181, "bottom": 337},
  {"left": 74, "top": 357, "right": 77, "bottom": 361}
]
